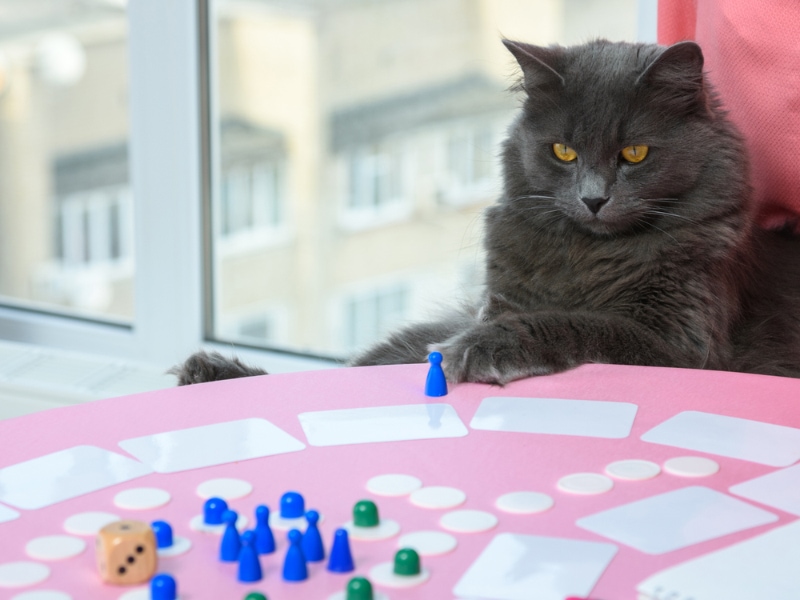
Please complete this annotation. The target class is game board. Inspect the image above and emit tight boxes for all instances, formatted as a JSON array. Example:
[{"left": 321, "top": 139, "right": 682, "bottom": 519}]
[{"left": 1, "top": 362, "right": 800, "bottom": 600}]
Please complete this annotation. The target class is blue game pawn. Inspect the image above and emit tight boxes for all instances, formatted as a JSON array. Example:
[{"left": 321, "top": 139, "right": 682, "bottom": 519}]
[
  {"left": 301, "top": 509, "right": 325, "bottom": 562},
  {"left": 151, "top": 573, "right": 177, "bottom": 600},
  {"left": 238, "top": 530, "right": 263, "bottom": 582},
  {"left": 204, "top": 497, "right": 229, "bottom": 525},
  {"left": 425, "top": 351, "right": 448, "bottom": 397},
  {"left": 151, "top": 520, "right": 173, "bottom": 549},
  {"left": 220, "top": 509, "right": 242, "bottom": 561},
  {"left": 327, "top": 527, "right": 355, "bottom": 573},
  {"left": 254, "top": 505, "right": 275, "bottom": 554},
  {"left": 282, "top": 529, "right": 308, "bottom": 581},
  {"left": 280, "top": 491, "right": 305, "bottom": 519}
]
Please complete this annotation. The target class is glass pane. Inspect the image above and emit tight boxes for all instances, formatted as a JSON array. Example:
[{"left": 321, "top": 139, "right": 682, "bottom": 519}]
[
  {"left": 211, "top": 0, "right": 641, "bottom": 358},
  {"left": 0, "top": 0, "right": 133, "bottom": 322}
]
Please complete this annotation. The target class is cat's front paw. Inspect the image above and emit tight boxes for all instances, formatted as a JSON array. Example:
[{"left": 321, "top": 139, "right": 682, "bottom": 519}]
[
  {"left": 168, "top": 350, "right": 267, "bottom": 386},
  {"left": 433, "top": 320, "right": 558, "bottom": 385}
]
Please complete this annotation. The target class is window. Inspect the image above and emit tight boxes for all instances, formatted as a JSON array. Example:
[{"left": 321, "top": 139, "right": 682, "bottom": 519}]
[
  {"left": 343, "top": 284, "right": 410, "bottom": 352},
  {"left": 0, "top": 6, "right": 133, "bottom": 321},
  {"left": 439, "top": 120, "right": 504, "bottom": 205},
  {"left": 0, "top": 0, "right": 656, "bottom": 374},
  {"left": 342, "top": 140, "right": 410, "bottom": 229}
]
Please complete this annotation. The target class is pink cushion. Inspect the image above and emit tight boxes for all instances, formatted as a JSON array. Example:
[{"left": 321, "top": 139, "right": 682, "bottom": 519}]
[{"left": 659, "top": 0, "right": 800, "bottom": 231}]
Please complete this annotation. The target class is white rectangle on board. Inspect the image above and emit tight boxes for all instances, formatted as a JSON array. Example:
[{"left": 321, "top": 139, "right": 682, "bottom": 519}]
[
  {"left": 452, "top": 532, "right": 618, "bottom": 600},
  {"left": 469, "top": 396, "right": 638, "bottom": 438},
  {"left": 0, "top": 503, "right": 20, "bottom": 523},
  {"left": 576, "top": 486, "right": 777, "bottom": 555},
  {"left": 298, "top": 404, "right": 468, "bottom": 447},
  {"left": 637, "top": 520, "right": 800, "bottom": 600},
  {"left": 641, "top": 410, "right": 800, "bottom": 466},
  {"left": 119, "top": 417, "right": 306, "bottom": 473},
  {"left": 729, "top": 463, "right": 800, "bottom": 516},
  {"left": 0, "top": 445, "right": 152, "bottom": 510}
]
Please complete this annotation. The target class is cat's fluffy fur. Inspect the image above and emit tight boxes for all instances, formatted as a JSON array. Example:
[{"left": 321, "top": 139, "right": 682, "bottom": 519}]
[
  {"left": 351, "top": 39, "right": 800, "bottom": 382},
  {"left": 172, "top": 39, "right": 800, "bottom": 386}
]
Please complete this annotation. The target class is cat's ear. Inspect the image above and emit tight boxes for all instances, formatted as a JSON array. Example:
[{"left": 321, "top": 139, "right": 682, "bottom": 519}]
[
  {"left": 636, "top": 41, "right": 707, "bottom": 114},
  {"left": 503, "top": 39, "right": 565, "bottom": 95}
]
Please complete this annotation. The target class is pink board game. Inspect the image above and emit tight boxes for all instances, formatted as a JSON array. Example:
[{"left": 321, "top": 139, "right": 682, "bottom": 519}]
[{"left": 1, "top": 363, "right": 800, "bottom": 599}]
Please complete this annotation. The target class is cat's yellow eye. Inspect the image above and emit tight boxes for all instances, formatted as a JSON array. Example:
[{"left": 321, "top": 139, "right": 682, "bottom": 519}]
[
  {"left": 552, "top": 143, "right": 577, "bottom": 162},
  {"left": 621, "top": 145, "right": 649, "bottom": 163}
]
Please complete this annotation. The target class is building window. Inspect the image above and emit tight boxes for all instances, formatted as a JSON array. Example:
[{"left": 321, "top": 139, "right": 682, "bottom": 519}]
[
  {"left": 343, "top": 284, "right": 410, "bottom": 351},
  {"left": 340, "top": 141, "right": 410, "bottom": 229},
  {"left": 439, "top": 121, "right": 501, "bottom": 204},
  {"left": 220, "top": 161, "right": 285, "bottom": 238},
  {"left": 57, "top": 186, "right": 132, "bottom": 268}
]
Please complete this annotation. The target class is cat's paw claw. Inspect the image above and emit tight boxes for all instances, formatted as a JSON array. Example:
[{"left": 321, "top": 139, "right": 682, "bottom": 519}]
[{"left": 435, "top": 321, "right": 558, "bottom": 385}]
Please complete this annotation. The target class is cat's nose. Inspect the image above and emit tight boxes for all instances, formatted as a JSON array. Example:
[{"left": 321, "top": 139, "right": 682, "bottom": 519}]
[{"left": 581, "top": 196, "right": 609, "bottom": 214}]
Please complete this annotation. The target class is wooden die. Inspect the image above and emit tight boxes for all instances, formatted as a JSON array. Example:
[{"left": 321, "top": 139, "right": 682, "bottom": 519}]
[{"left": 96, "top": 520, "right": 158, "bottom": 585}]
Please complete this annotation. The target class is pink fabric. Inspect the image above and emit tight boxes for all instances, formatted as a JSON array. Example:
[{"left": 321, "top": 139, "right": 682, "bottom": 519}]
[{"left": 659, "top": 0, "right": 800, "bottom": 231}]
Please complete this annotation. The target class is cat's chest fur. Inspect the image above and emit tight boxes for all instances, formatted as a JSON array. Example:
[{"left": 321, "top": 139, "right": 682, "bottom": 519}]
[
  {"left": 480, "top": 200, "right": 745, "bottom": 367},
  {"left": 484, "top": 204, "right": 700, "bottom": 312}
]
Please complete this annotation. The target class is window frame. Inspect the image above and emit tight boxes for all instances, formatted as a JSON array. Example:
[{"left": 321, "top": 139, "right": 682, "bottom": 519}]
[
  {"left": 0, "top": 0, "right": 333, "bottom": 374},
  {"left": 0, "top": 0, "right": 656, "bottom": 374}
]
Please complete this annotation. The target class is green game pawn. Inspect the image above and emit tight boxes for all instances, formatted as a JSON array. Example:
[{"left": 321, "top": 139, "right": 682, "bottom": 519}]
[
  {"left": 346, "top": 576, "right": 374, "bottom": 600},
  {"left": 243, "top": 593, "right": 268, "bottom": 600},
  {"left": 353, "top": 499, "right": 379, "bottom": 528},
  {"left": 393, "top": 547, "right": 421, "bottom": 576}
]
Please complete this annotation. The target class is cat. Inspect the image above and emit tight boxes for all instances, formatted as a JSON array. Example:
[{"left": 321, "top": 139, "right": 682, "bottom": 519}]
[{"left": 171, "top": 38, "right": 800, "bottom": 387}]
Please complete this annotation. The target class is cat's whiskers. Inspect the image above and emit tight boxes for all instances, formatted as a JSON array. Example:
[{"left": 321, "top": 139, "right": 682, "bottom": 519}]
[
  {"left": 511, "top": 194, "right": 557, "bottom": 202},
  {"left": 644, "top": 208, "right": 701, "bottom": 226},
  {"left": 632, "top": 213, "right": 679, "bottom": 243}
]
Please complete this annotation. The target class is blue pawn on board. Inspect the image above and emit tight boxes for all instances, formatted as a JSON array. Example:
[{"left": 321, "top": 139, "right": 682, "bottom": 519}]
[
  {"left": 220, "top": 509, "right": 242, "bottom": 561},
  {"left": 151, "top": 520, "right": 173, "bottom": 549},
  {"left": 301, "top": 509, "right": 325, "bottom": 562},
  {"left": 326, "top": 527, "right": 355, "bottom": 573},
  {"left": 238, "top": 530, "right": 263, "bottom": 582},
  {"left": 151, "top": 573, "right": 177, "bottom": 600},
  {"left": 282, "top": 528, "right": 308, "bottom": 581},
  {"left": 254, "top": 505, "right": 275, "bottom": 554},
  {"left": 425, "top": 351, "right": 448, "bottom": 397},
  {"left": 204, "top": 496, "right": 229, "bottom": 525},
  {"left": 280, "top": 491, "right": 305, "bottom": 519}
]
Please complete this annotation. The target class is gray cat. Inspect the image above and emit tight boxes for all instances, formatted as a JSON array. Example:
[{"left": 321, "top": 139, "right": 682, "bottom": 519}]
[{"left": 172, "top": 39, "right": 800, "bottom": 386}]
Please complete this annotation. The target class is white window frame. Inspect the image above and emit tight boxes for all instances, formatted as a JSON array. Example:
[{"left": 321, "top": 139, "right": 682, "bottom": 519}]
[
  {"left": 0, "top": 0, "right": 656, "bottom": 374},
  {"left": 0, "top": 0, "right": 333, "bottom": 374}
]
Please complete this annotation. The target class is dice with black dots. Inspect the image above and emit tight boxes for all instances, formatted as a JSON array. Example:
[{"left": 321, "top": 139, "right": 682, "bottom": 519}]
[{"left": 96, "top": 520, "right": 157, "bottom": 584}]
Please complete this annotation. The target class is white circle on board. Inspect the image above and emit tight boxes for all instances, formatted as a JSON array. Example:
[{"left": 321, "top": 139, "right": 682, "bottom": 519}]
[
  {"left": 409, "top": 486, "right": 466, "bottom": 509},
  {"left": 114, "top": 487, "right": 171, "bottom": 511},
  {"left": 63, "top": 512, "right": 120, "bottom": 536},
  {"left": 195, "top": 478, "right": 253, "bottom": 500},
  {"left": 158, "top": 536, "right": 192, "bottom": 557},
  {"left": 343, "top": 519, "right": 400, "bottom": 541},
  {"left": 366, "top": 474, "right": 423, "bottom": 497},
  {"left": 117, "top": 588, "right": 148, "bottom": 600},
  {"left": 328, "top": 591, "right": 390, "bottom": 600},
  {"left": 25, "top": 536, "right": 86, "bottom": 561},
  {"left": 0, "top": 562, "right": 50, "bottom": 588},
  {"left": 369, "top": 562, "right": 430, "bottom": 588},
  {"left": 269, "top": 512, "right": 324, "bottom": 532},
  {"left": 11, "top": 591, "right": 72, "bottom": 600},
  {"left": 664, "top": 456, "right": 720, "bottom": 477},
  {"left": 439, "top": 509, "right": 498, "bottom": 533},
  {"left": 605, "top": 459, "right": 661, "bottom": 481},
  {"left": 557, "top": 473, "right": 614, "bottom": 495},
  {"left": 495, "top": 491, "right": 554, "bottom": 515},
  {"left": 397, "top": 531, "right": 457, "bottom": 556},
  {"left": 189, "top": 513, "right": 247, "bottom": 534}
]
